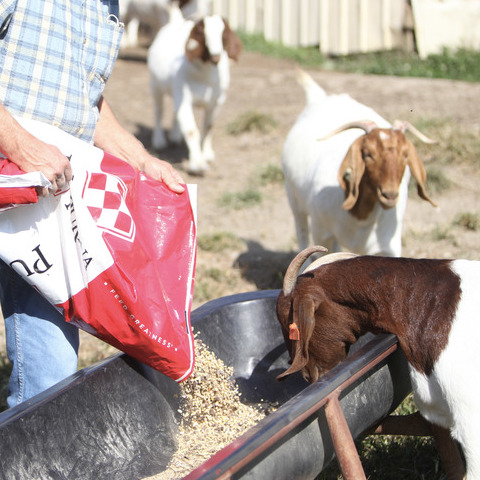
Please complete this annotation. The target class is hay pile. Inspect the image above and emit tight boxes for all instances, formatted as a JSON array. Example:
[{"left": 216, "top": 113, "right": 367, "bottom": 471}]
[{"left": 147, "top": 336, "right": 270, "bottom": 479}]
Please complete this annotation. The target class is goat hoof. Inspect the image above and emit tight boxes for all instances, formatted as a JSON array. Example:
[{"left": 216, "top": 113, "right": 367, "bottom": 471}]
[
  {"left": 186, "top": 163, "right": 208, "bottom": 176},
  {"left": 202, "top": 150, "right": 215, "bottom": 163},
  {"left": 152, "top": 136, "right": 167, "bottom": 151},
  {"left": 169, "top": 136, "right": 183, "bottom": 146},
  {"left": 168, "top": 127, "right": 183, "bottom": 145}
]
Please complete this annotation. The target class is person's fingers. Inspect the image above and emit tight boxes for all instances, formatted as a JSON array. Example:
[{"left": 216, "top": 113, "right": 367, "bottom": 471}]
[
  {"left": 35, "top": 185, "right": 49, "bottom": 197},
  {"left": 54, "top": 173, "right": 66, "bottom": 190},
  {"left": 143, "top": 158, "right": 186, "bottom": 193},
  {"left": 64, "top": 161, "right": 73, "bottom": 183},
  {"left": 49, "top": 157, "right": 72, "bottom": 192},
  {"left": 49, "top": 178, "right": 58, "bottom": 193},
  {"left": 162, "top": 167, "right": 185, "bottom": 193}
]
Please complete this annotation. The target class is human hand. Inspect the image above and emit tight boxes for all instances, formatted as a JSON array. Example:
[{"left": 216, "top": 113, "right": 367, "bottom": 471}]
[
  {"left": 141, "top": 154, "right": 186, "bottom": 194},
  {"left": 93, "top": 97, "right": 185, "bottom": 193},
  {"left": 13, "top": 134, "right": 72, "bottom": 196},
  {"left": 0, "top": 108, "right": 73, "bottom": 196}
]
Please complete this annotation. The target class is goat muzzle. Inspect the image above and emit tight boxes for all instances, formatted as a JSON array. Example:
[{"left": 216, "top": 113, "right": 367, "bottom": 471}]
[
  {"left": 209, "top": 54, "right": 221, "bottom": 65},
  {"left": 378, "top": 188, "right": 399, "bottom": 208}
]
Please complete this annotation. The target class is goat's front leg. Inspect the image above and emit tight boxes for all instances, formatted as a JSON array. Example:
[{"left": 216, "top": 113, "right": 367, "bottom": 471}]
[
  {"left": 121, "top": 17, "right": 140, "bottom": 49},
  {"left": 176, "top": 99, "right": 207, "bottom": 174},
  {"left": 151, "top": 87, "right": 167, "bottom": 151},
  {"left": 201, "top": 102, "right": 221, "bottom": 164},
  {"left": 169, "top": 117, "right": 183, "bottom": 145},
  {"left": 285, "top": 185, "right": 310, "bottom": 252}
]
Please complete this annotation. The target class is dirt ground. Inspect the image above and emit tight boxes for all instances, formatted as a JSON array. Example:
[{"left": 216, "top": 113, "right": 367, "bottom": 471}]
[
  {"left": 0, "top": 45, "right": 479, "bottom": 478},
  {"left": 102, "top": 49, "right": 480, "bottom": 479},
  {"left": 105, "top": 48, "right": 480, "bottom": 310},
  {"left": 1, "top": 48, "right": 479, "bottom": 381}
]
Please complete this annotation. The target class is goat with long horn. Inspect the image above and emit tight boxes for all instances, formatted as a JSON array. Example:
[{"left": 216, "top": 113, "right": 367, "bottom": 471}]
[
  {"left": 276, "top": 245, "right": 478, "bottom": 479},
  {"left": 282, "top": 70, "right": 437, "bottom": 257}
]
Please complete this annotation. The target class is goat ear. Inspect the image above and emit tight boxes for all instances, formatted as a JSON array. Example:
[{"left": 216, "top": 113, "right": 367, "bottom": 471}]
[
  {"left": 185, "top": 23, "right": 204, "bottom": 61},
  {"left": 338, "top": 136, "right": 365, "bottom": 210},
  {"left": 406, "top": 140, "right": 437, "bottom": 207},
  {"left": 276, "top": 296, "right": 316, "bottom": 380},
  {"left": 223, "top": 20, "right": 242, "bottom": 61},
  {"left": 185, "top": 37, "right": 202, "bottom": 61}
]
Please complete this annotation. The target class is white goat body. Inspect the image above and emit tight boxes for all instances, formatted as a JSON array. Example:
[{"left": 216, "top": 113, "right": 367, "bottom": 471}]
[
  {"left": 119, "top": 0, "right": 211, "bottom": 48},
  {"left": 282, "top": 71, "right": 435, "bottom": 257},
  {"left": 120, "top": 0, "right": 170, "bottom": 48},
  {"left": 277, "top": 247, "right": 480, "bottom": 479},
  {"left": 147, "top": 5, "right": 241, "bottom": 174},
  {"left": 415, "top": 258, "right": 480, "bottom": 478}
]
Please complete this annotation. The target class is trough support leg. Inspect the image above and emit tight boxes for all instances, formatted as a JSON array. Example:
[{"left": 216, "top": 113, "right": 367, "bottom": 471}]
[{"left": 324, "top": 393, "right": 367, "bottom": 480}]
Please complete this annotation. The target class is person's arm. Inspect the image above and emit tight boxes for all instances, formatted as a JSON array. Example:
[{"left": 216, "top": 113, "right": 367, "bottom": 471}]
[
  {"left": 94, "top": 97, "right": 185, "bottom": 193},
  {"left": 0, "top": 103, "right": 72, "bottom": 194}
]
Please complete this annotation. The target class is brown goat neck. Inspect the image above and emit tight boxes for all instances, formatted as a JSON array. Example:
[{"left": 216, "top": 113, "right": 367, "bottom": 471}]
[{"left": 302, "top": 256, "right": 460, "bottom": 376}]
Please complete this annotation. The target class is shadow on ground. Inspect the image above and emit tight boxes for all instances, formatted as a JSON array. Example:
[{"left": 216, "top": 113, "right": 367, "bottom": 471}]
[
  {"left": 235, "top": 240, "right": 297, "bottom": 290},
  {"left": 135, "top": 124, "right": 190, "bottom": 169}
]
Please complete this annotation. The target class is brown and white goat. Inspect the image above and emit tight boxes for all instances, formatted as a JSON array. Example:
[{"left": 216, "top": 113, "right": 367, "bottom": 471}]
[
  {"left": 147, "top": 3, "right": 242, "bottom": 174},
  {"left": 276, "top": 245, "right": 480, "bottom": 479},
  {"left": 282, "top": 70, "right": 437, "bottom": 257}
]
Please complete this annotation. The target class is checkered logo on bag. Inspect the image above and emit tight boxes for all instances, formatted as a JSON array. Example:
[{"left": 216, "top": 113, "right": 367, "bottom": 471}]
[{"left": 81, "top": 171, "right": 136, "bottom": 242}]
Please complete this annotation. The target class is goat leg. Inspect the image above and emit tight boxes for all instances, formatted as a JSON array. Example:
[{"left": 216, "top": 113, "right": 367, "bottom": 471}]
[
  {"left": 201, "top": 105, "right": 218, "bottom": 163},
  {"left": 431, "top": 423, "right": 466, "bottom": 480},
  {"left": 367, "top": 413, "right": 465, "bottom": 480},
  {"left": 367, "top": 411, "right": 433, "bottom": 436}
]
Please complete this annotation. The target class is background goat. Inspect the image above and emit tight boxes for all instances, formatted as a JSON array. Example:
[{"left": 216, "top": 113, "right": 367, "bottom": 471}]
[
  {"left": 282, "top": 70, "right": 437, "bottom": 257},
  {"left": 147, "top": 4, "right": 242, "bottom": 174},
  {"left": 277, "top": 245, "right": 478, "bottom": 479},
  {"left": 119, "top": 0, "right": 211, "bottom": 48}
]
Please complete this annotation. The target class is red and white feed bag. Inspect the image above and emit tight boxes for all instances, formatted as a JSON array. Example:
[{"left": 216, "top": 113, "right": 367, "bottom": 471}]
[{"left": 0, "top": 117, "right": 197, "bottom": 382}]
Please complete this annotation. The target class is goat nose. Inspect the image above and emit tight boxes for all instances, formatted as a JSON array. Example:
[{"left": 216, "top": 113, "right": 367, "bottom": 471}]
[
  {"left": 382, "top": 191, "right": 399, "bottom": 201},
  {"left": 210, "top": 54, "right": 221, "bottom": 65},
  {"left": 379, "top": 189, "right": 399, "bottom": 208}
]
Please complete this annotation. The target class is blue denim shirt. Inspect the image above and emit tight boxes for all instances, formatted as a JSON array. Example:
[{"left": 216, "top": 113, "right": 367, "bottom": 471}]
[{"left": 0, "top": 0, "right": 123, "bottom": 143}]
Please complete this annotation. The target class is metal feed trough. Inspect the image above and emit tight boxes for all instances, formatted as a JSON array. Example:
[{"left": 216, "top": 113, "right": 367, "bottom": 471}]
[{"left": 0, "top": 290, "right": 413, "bottom": 480}]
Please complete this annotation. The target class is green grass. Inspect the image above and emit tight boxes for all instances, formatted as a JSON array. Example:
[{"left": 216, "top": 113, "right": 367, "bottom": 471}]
[
  {"left": 412, "top": 117, "right": 480, "bottom": 168},
  {"left": 238, "top": 31, "right": 327, "bottom": 67},
  {"left": 218, "top": 188, "right": 263, "bottom": 210},
  {"left": 216, "top": 163, "right": 283, "bottom": 211},
  {"left": 454, "top": 212, "right": 480, "bottom": 231},
  {"left": 226, "top": 110, "right": 277, "bottom": 135},
  {"left": 0, "top": 352, "right": 11, "bottom": 412},
  {"left": 329, "top": 47, "right": 480, "bottom": 82},
  {"left": 258, "top": 163, "right": 284, "bottom": 186},
  {"left": 197, "top": 232, "right": 245, "bottom": 252},
  {"left": 239, "top": 31, "right": 480, "bottom": 83},
  {"left": 317, "top": 395, "right": 446, "bottom": 479}
]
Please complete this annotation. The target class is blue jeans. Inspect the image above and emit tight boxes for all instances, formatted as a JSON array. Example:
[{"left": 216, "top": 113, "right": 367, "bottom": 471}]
[{"left": 0, "top": 260, "right": 79, "bottom": 408}]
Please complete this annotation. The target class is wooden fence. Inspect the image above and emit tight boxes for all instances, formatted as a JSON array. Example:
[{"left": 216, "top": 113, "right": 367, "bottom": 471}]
[{"left": 206, "top": 0, "right": 411, "bottom": 55}]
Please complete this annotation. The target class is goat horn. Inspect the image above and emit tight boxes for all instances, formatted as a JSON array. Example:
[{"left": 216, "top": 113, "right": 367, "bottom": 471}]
[
  {"left": 393, "top": 120, "right": 437, "bottom": 144},
  {"left": 283, "top": 246, "right": 328, "bottom": 295},
  {"left": 317, "top": 120, "right": 378, "bottom": 141},
  {"left": 303, "top": 251, "right": 358, "bottom": 273}
]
